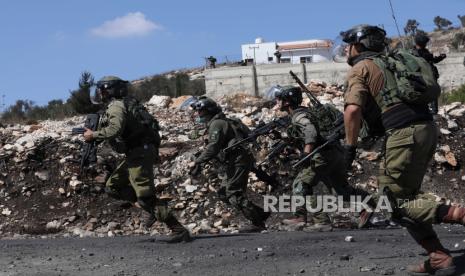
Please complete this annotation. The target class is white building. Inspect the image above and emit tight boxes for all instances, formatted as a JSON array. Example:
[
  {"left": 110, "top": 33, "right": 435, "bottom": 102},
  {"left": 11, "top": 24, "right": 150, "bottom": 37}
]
[{"left": 241, "top": 37, "right": 333, "bottom": 65}]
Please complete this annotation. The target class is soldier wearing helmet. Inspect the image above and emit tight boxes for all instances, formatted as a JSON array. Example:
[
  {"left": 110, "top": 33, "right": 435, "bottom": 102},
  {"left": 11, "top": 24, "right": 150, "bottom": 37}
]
[
  {"left": 190, "top": 96, "right": 270, "bottom": 233},
  {"left": 275, "top": 86, "right": 370, "bottom": 231},
  {"left": 342, "top": 24, "right": 464, "bottom": 275},
  {"left": 412, "top": 32, "right": 446, "bottom": 114},
  {"left": 84, "top": 76, "right": 191, "bottom": 243}
]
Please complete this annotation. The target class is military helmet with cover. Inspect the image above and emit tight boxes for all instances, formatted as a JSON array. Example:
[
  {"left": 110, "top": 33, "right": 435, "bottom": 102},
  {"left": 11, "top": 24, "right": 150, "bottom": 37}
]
[
  {"left": 274, "top": 85, "right": 303, "bottom": 108},
  {"left": 190, "top": 96, "right": 222, "bottom": 115},
  {"left": 341, "top": 24, "right": 387, "bottom": 52},
  {"left": 92, "top": 76, "right": 129, "bottom": 104},
  {"left": 414, "top": 33, "right": 430, "bottom": 48}
]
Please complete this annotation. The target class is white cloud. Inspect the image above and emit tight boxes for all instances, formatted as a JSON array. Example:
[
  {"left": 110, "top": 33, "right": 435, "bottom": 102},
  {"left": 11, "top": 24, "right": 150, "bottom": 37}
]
[{"left": 90, "top": 12, "right": 162, "bottom": 38}]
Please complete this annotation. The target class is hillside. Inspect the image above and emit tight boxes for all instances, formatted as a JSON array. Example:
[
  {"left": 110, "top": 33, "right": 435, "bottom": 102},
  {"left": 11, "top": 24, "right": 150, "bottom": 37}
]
[{"left": 1, "top": 83, "right": 465, "bottom": 239}]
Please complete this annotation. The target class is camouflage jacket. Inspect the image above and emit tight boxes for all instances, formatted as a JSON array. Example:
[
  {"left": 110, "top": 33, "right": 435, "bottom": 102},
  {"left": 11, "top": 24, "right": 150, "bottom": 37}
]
[{"left": 195, "top": 112, "right": 251, "bottom": 166}]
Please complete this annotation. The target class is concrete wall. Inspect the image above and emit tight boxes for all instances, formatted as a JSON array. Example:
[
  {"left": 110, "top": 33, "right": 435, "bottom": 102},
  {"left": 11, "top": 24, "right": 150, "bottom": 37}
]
[
  {"left": 437, "top": 52, "right": 465, "bottom": 92},
  {"left": 205, "top": 52, "right": 465, "bottom": 99}
]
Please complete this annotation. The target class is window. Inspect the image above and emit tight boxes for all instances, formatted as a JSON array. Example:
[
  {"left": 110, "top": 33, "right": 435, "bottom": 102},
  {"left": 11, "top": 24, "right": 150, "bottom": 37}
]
[
  {"left": 280, "top": 58, "right": 291, "bottom": 63},
  {"left": 245, "top": 58, "right": 254, "bottom": 65},
  {"left": 300, "top": 56, "right": 313, "bottom": 63},
  {"left": 268, "top": 57, "right": 274, "bottom": 62}
]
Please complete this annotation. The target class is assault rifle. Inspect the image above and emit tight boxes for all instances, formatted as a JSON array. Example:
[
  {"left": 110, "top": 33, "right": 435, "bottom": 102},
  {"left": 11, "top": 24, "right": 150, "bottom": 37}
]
[
  {"left": 257, "top": 139, "right": 288, "bottom": 166},
  {"left": 222, "top": 116, "right": 290, "bottom": 153},
  {"left": 71, "top": 113, "right": 100, "bottom": 172},
  {"left": 289, "top": 70, "right": 323, "bottom": 109}
]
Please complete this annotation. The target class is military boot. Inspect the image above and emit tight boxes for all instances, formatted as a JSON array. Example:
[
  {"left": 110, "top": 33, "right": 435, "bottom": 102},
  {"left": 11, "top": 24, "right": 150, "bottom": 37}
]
[
  {"left": 442, "top": 205, "right": 465, "bottom": 225},
  {"left": 156, "top": 216, "right": 192, "bottom": 243},
  {"left": 136, "top": 197, "right": 157, "bottom": 228},
  {"left": 282, "top": 215, "right": 306, "bottom": 225},
  {"left": 303, "top": 222, "right": 333, "bottom": 232},
  {"left": 238, "top": 221, "right": 267, "bottom": 233},
  {"left": 407, "top": 238, "right": 455, "bottom": 276},
  {"left": 358, "top": 209, "right": 374, "bottom": 229}
]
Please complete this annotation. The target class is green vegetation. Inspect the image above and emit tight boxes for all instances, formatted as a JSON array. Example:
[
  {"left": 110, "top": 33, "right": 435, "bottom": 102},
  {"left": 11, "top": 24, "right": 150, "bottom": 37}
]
[
  {"left": 131, "top": 72, "right": 205, "bottom": 102},
  {"left": 451, "top": 32, "right": 465, "bottom": 50},
  {"left": 1, "top": 71, "right": 205, "bottom": 124},
  {"left": 433, "top": 16, "right": 453, "bottom": 31},
  {"left": 440, "top": 84, "right": 465, "bottom": 104}
]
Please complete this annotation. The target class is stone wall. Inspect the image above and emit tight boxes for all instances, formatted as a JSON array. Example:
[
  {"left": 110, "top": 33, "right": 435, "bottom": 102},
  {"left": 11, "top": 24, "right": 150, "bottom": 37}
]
[{"left": 205, "top": 52, "right": 465, "bottom": 98}]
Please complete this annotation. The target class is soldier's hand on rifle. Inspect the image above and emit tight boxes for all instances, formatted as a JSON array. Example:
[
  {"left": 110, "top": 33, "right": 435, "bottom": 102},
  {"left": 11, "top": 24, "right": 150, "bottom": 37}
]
[
  {"left": 83, "top": 128, "right": 94, "bottom": 142},
  {"left": 343, "top": 144, "right": 357, "bottom": 171}
]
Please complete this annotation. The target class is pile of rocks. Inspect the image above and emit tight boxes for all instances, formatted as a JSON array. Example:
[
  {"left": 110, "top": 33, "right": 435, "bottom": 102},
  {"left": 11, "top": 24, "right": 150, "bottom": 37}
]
[{"left": 1, "top": 88, "right": 464, "bottom": 239}]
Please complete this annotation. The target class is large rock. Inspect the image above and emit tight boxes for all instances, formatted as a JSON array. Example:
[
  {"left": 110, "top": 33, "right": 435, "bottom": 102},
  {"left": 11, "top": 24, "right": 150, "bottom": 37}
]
[{"left": 147, "top": 95, "right": 172, "bottom": 108}]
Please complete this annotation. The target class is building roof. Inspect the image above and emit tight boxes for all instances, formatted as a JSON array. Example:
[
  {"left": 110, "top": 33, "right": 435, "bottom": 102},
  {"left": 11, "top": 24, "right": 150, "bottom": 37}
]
[{"left": 277, "top": 39, "right": 333, "bottom": 51}]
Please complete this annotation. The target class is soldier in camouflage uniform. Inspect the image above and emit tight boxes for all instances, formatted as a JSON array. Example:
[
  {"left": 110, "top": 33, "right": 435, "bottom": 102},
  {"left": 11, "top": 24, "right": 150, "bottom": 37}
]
[
  {"left": 411, "top": 33, "right": 446, "bottom": 115},
  {"left": 189, "top": 96, "right": 269, "bottom": 233},
  {"left": 341, "top": 24, "right": 465, "bottom": 275},
  {"left": 84, "top": 76, "right": 191, "bottom": 243},
  {"left": 276, "top": 86, "right": 368, "bottom": 232}
]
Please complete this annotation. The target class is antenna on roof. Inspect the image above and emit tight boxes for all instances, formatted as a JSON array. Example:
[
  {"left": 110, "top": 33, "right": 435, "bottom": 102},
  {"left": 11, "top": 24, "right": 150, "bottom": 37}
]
[{"left": 387, "top": 0, "right": 404, "bottom": 48}]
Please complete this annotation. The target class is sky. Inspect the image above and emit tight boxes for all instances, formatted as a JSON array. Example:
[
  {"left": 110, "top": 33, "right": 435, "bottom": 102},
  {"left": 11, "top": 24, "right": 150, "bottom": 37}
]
[{"left": 0, "top": 0, "right": 463, "bottom": 108}]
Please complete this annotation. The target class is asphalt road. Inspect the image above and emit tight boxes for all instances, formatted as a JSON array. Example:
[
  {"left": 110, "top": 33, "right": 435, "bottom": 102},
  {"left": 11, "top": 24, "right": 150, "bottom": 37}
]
[{"left": 1, "top": 226, "right": 465, "bottom": 276}]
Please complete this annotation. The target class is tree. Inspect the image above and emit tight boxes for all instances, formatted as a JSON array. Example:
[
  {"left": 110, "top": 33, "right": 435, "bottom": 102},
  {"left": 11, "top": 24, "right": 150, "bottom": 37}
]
[
  {"left": 1, "top": 100, "right": 34, "bottom": 123},
  {"left": 451, "top": 32, "right": 465, "bottom": 50},
  {"left": 458, "top": 15, "right": 465, "bottom": 28},
  {"left": 68, "top": 71, "right": 100, "bottom": 114},
  {"left": 434, "top": 16, "right": 453, "bottom": 30},
  {"left": 404, "top": 19, "right": 420, "bottom": 36}
]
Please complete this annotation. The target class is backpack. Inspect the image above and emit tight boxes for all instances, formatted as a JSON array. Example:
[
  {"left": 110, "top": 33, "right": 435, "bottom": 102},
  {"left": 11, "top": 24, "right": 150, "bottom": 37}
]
[
  {"left": 292, "top": 104, "right": 343, "bottom": 142},
  {"left": 226, "top": 117, "right": 251, "bottom": 147},
  {"left": 372, "top": 48, "right": 440, "bottom": 107},
  {"left": 123, "top": 97, "right": 161, "bottom": 148}
]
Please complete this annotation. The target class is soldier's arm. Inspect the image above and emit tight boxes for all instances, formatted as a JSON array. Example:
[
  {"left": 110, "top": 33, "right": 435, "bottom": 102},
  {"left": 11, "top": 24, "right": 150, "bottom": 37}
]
[
  {"left": 344, "top": 66, "right": 368, "bottom": 146},
  {"left": 298, "top": 117, "right": 317, "bottom": 154},
  {"left": 432, "top": 54, "right": 446, "bottom": 63},
  {"left": 195, "top": 120, "right": 226, "bottom": 164},
  {"left": 93, "top": 102, "right": 126, "bottom": 141}
]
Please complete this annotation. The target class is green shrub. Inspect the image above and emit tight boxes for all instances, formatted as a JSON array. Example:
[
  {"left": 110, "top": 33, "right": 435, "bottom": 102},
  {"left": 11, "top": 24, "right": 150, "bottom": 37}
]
[{"left": 440, "top": 84, "right": 465, "bottom": 104}]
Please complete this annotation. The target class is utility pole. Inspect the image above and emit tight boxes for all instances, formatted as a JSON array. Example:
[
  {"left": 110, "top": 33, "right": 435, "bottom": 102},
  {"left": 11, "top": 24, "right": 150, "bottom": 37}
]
[
  {"left": 1, "top": 94, "right": 5, "bottom": 114},
  {"left": 249, "top": 45, "right": 259, "bottom": 65}
]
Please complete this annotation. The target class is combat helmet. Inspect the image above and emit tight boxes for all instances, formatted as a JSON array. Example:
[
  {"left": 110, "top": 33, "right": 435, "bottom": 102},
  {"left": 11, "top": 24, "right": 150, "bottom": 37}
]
[
  {"left": 341, "top": 24, "right": 387, "bottom": 52},
  {"left": 190, "top": 96, "right": 222, "bottom": 115},
  {"left": 92, "top": 76, "right": 129, "bottom": 104},
  {"left": 414, "top": 33, "right": 430, "bottom": 48},
  {"left": 275, "top": 86, "right": 303, "bottom": 109}
]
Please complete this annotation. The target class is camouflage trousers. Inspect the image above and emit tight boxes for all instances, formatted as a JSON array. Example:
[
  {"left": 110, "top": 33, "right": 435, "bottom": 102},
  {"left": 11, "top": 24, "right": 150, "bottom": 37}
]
[
  {"left": 293, "top": 145, "right": 367, "bottom": 224},
  {"left": 106, "top": 144, "right": 170, "bottom": 222},
  {"left": 378, "top": 121, "right": 441, "bottom": 243},
  {"left": 218, "top": 159, "right": 268, "bottom": 224}
]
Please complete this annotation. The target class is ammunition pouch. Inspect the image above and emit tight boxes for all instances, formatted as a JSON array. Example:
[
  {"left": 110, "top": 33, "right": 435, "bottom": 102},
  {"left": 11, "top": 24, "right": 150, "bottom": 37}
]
[{"left": 382, "top": 103, "right": 432, "bottom": 130}]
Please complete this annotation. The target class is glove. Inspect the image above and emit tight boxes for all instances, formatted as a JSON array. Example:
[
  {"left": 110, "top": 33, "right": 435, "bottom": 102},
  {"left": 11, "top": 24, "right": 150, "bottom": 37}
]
[
  {"left": 343, "top": 144, "right": 357, "bottom": 171},
  {"left": 439, "top": 53, "right": 447, "bottom": 59},
  {"left": 189, "top": 163, "right": 202, "bottom": 177}
]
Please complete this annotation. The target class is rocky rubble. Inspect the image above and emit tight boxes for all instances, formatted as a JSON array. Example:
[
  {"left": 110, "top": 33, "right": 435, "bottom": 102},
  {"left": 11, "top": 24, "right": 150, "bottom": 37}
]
[{"left": 1, "top": 84, "right": 465, "bottom": 239}]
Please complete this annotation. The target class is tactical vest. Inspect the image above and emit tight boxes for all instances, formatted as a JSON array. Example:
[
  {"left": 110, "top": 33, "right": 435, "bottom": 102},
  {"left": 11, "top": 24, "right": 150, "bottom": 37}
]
[
  {"left": 371, "top": 49, "right": 440, "bottom": 112},
  {"left": 289, "top": 104, "right": 343, "bottom": 145},
  {"left": 122, "top": 97, "right": 161, "bottom": 150}
]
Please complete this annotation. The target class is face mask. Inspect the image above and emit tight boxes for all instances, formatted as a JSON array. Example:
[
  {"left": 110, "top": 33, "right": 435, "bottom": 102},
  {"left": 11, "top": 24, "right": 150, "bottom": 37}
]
[{"left": 195, "top": 116, "right": 206, "bottom": 124}]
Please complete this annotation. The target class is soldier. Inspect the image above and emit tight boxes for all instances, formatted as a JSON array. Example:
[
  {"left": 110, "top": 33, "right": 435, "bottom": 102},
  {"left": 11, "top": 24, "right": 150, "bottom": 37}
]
[
  {"left": 412, "top": 33, "right": 446, "bottom": 114},
  {"left": 341, "top": 24, "right": 464, "bottom": 275},
  {"left": 84, "top": 76, "right": 191, "bottom": 243},
  {"left": 189, "top": 96, "right": 269, "bottom": 233},
  {"left": 207, "top": 56, "right": 217, "bottom": 68},
  {"left": 275, "top": 86, "right": 370, "bottom": 231}
]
